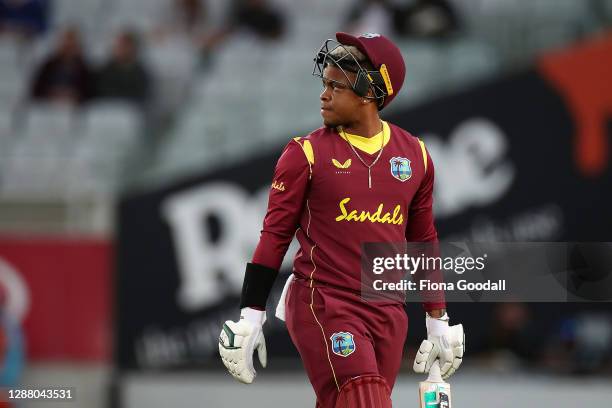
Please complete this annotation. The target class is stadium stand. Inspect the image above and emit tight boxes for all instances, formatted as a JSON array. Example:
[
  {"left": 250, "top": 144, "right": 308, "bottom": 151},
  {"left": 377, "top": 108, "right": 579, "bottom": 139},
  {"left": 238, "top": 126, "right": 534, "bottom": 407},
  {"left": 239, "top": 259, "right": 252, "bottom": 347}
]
[{"left": 0, "top": 0, "right": 608, "bottom": 233}]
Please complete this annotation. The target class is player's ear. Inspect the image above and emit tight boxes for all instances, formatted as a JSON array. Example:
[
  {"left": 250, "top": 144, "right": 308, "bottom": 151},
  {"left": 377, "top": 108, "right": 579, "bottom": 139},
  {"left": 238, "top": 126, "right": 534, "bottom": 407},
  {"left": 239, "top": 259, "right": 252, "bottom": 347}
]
[{"left": 364, "top": 86, "right": 376, "bottom": 103}]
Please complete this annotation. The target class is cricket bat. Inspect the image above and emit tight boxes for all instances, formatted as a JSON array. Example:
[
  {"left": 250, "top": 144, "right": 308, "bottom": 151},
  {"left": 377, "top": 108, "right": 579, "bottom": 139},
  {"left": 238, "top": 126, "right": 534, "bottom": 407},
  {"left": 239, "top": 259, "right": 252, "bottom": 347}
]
[{"left": 418, "top": 361, "right": 451, "bottom": 408}]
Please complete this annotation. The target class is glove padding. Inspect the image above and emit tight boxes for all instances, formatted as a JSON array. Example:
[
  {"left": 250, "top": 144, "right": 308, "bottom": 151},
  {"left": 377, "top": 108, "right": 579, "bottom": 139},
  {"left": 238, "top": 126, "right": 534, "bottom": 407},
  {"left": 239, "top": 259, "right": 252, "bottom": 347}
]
[
  {"left": 413, "top": 314, "right": 464, "bottom": 380},
  {"left": 219, "top": 308, "right": 267, "bottom": 384}
]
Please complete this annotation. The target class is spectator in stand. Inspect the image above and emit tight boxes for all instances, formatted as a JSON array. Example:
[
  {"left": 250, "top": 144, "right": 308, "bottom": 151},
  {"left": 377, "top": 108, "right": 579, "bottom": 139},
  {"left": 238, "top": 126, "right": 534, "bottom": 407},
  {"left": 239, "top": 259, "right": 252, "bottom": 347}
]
[
  {"left": 0, "top": 0, "right": 49, "bottom": 40},
  {"left": 154, "top": 0, "right": 208, "bottom": 41},
  {"left": 95, "top": 30, "right": 151, "bottom": 108},
  {"left": 29, "top": 26, "right": 93, "bottom": 106},
  {"left": 172, "top": 0, "right": 206, "bottom": 35},
  {"left": 480, "top": 303, "right": 545, "bottom": 368},
  {"left": 343, "top": 0, "right": 395, "bottom": 37},
  {"left": 394, "top": 0, "right": 460, "bottom": 38},
  {"left": 344, "top": 0, "right": 460, "bottom": 39},
  {"left": 201, "top": 0, "right": 285, "bottom": 63},
  {"left": 544, "top": 313, "right": 612, "bottom": 374},
  {"left": 228, "top": 0, "right": 285, "bottom": 40}
]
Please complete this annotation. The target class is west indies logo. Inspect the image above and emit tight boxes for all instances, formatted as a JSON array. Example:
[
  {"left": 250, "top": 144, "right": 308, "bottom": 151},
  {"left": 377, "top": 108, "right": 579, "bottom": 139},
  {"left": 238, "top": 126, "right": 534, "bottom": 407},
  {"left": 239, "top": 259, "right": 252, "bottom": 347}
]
[
  {"left": 330, "top": 332, "right": 356, "bottom": 357},
  {"left": 390, "top": 157, "right": 412, "bottom": 182}
]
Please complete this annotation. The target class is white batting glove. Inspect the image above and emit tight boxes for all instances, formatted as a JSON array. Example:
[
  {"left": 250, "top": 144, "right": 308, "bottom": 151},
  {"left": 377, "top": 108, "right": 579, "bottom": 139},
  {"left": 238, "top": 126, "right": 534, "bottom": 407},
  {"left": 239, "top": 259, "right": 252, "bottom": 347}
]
[
  {"left": 413, "top": 313, "right": 465, "bottom": 380},
  {"left": 219, "top": 307, "right": 267, "bottom": 384}
]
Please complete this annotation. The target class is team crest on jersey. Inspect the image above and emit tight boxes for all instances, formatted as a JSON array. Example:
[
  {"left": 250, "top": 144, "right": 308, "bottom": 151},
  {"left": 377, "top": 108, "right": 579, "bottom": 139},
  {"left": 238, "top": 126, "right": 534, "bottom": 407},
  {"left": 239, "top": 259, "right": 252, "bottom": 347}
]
[
  {"left": 330, "top": 332, "right": 356, "bottom": 357},
  {"left": 390, "top": 157, "right": 412, "bottom": 181}
]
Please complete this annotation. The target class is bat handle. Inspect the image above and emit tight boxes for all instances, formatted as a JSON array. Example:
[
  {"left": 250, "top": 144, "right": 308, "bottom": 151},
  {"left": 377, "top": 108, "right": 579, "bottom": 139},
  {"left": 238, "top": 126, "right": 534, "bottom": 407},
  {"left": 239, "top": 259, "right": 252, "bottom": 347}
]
[{"left": 427, "top": 361, "right": 443, "bottom": 383}]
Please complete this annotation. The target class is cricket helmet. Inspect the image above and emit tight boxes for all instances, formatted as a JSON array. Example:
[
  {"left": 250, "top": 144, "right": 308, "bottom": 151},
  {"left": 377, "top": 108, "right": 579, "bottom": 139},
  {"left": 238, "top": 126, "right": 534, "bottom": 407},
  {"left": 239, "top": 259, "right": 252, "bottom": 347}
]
[{"left": 313, "top": 32, "right": 406, "bottom": 110}]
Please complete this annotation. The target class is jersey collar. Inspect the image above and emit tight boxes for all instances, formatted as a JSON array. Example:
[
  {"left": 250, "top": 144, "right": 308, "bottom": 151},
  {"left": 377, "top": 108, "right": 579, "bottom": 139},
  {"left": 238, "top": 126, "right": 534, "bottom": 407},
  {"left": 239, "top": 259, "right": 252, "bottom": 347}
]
[{"left": 338, "top": 121, "right": 391, "bottom": 155}]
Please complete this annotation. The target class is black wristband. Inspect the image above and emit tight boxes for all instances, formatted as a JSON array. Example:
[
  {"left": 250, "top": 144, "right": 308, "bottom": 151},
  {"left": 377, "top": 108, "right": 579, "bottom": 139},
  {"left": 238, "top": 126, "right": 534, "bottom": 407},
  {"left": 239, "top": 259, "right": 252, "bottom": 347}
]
[{"left": 240, "top": 262, "right": 279, "bottom": 309}]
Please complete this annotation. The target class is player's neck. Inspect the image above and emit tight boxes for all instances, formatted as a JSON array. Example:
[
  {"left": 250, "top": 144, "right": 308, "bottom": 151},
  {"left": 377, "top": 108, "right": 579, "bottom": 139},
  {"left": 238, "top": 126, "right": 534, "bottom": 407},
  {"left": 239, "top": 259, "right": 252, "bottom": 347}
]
[{"left": 342, "top": 114, "right": 382, "bottom": 138}]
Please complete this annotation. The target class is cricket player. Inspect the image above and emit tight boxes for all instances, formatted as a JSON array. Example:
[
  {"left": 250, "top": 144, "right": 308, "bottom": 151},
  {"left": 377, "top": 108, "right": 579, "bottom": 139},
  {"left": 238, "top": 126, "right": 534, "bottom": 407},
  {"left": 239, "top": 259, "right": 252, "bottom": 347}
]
[{"left": 219, "top": 32, "right": 465, "bottom": 407}]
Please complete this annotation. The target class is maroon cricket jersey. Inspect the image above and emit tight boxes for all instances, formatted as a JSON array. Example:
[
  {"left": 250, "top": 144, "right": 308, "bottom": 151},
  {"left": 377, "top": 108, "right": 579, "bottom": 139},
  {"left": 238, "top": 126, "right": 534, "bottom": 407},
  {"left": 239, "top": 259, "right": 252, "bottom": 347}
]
[{"left": 252, "top": 121, "right": 445, "bottom": 311}]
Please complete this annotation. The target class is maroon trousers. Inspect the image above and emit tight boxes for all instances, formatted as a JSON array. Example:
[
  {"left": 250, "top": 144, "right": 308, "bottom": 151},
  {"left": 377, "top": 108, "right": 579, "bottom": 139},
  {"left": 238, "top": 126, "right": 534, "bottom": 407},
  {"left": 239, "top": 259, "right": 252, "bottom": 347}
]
[{"left": 285, "top": 278, "right": 408, "bottom": 408}]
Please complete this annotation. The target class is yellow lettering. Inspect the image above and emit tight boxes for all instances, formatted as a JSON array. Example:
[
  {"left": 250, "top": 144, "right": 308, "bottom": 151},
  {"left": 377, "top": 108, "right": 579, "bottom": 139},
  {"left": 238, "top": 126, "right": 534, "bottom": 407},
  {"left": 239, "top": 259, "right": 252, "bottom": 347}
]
[
  {"left": 359, "top": 211, "right": 370, "bottom": 222},
  {"left": 391, "top": 205, "right": 403, "bottom": 225},
  {"left": 346, "top": 210, "right": 361, "bottom": 221},
  {"left": 335, "top": 197, "right": 351, "bottom": 221},
  {"left": 370, "top": 204, "right": 384, "bottom": 223},
  {"left": 271, "top": 180, "right": 286, "bottom": 191},
  {"left": 335, "top": 198, "right": 404, "bottom": 226}
]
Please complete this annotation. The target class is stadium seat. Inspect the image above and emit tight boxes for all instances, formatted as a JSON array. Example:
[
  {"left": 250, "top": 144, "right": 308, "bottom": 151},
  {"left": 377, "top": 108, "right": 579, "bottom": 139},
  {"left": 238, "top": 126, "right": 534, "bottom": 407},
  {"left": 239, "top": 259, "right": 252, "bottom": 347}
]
[
  {"left": 0, "top": 38, "right": 20, "bottom": 69},
  {"left": 0, "top": 107, "right": 12, "bottom": 140},
  {"left": 0, "top": 109, "right": 14, "bottom": 188},
  {"left": 21, "top": 103, "right": 77, "bottom": 146},
  {"left": 106, "top": 0, "right": 160, "bottom": 34},
  {"left": 444, "top": 39, "right": 500, "bottom": 86},
  {"left": 448, "top": 0, "right": 594, "bottom": 66},
  {"left": 80, "top": 102, "right": 142, "bottom": 153},
  {"left": 0, "top": 72, "right": 25, "bottom": 108},
  {"left": 53, "top": 0, "right": 103, "bottom": 27},
  {"left": 1, "top": 140, "right": 67, "bottom": 198},
  {"left": 61, "top": 103, "right": 143, "bottom": 195}
]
